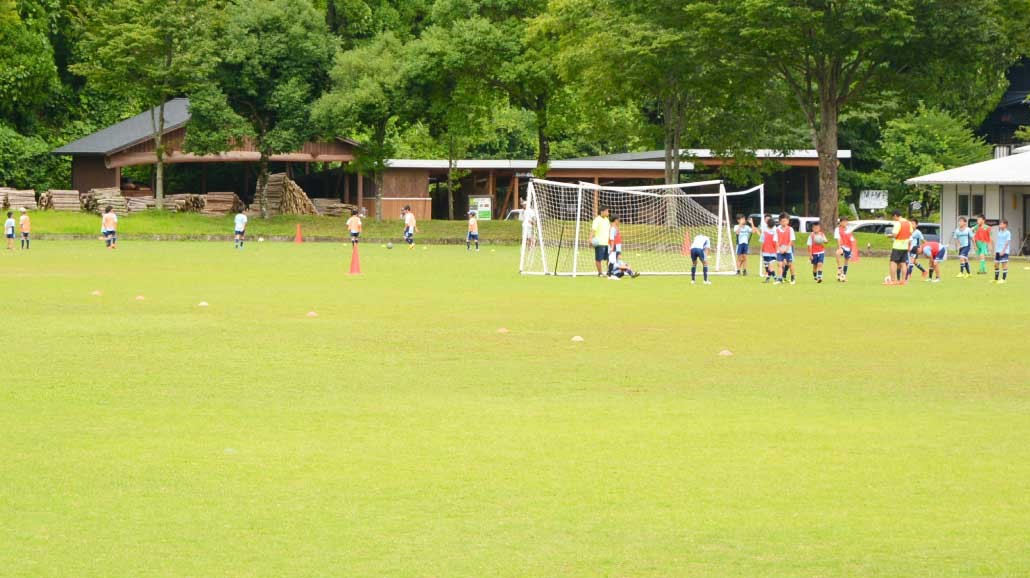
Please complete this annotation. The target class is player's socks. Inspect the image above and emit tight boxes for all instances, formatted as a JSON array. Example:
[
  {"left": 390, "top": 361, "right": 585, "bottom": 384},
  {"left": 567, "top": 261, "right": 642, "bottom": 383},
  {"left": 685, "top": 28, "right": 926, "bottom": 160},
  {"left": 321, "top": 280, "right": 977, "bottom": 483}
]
[
  {"left": 995, "top": 269, "right": 1000, "bottom": 280},
  {"left": 843, "top": 265, "right": 849, "bottom": 276},
  {"left": 703, "top": 266, "right": 709, "bottom": 282},
  {"left": 475, "top": 241, "right": 479, "bottom": 250},
  {"left": 691, "top": 266, "right": 696, "bottom": 281},
  {"left": 1003, "top": 270, "right": 1008, "bottom": 280}
]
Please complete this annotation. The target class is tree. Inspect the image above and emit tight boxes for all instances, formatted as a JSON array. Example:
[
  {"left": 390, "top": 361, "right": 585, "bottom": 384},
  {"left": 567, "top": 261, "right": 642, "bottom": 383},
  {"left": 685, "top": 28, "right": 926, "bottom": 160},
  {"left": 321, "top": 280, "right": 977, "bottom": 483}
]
[
  {"left": 877, "top": 105, "right": 991, "bottom": 217},
  {"left": 0, "top": 0, "right": 59, "bottom": 131},
  {"left": 72, "top": 0, "right": 217, "bottom": 208},
  {"left": 185, "top": 0, "right": 336, "bottom": 218},
  {"left": 695, "top": 0, "right": 1029, "bottom": 229},
  {"left": 313, "top": 32, "right": 408, "bottom": 221}
]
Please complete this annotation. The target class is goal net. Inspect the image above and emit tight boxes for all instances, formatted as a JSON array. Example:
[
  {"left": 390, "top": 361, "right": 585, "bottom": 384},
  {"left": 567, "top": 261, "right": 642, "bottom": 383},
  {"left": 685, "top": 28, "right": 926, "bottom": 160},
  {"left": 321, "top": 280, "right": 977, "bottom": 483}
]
[{"left": 520, "top": 179, "right": 764, "bottom": 276}]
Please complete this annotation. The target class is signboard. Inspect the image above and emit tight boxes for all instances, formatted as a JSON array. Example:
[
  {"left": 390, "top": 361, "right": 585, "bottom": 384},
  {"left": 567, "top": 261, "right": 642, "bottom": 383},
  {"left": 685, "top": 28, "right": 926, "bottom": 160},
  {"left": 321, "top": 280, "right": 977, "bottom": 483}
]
[
  {"left": 469, "top": 196, "right": 493, "bottom": 220},
  {"left": 859, "top": 190, "right": 888, "bottom": 210}
]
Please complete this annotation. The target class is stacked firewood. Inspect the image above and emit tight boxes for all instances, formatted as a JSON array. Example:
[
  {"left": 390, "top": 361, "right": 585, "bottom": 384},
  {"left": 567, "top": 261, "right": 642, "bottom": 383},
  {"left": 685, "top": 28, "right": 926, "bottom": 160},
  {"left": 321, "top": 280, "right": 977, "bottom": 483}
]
[
  {"left": 201, "top": 192, "right": 245, "bottom": 216},
  {"left": 82, "top": 187, "right": 127, "bottom": 215},
  {"left": 2, "top": 189, "right": 38, "bottom": 210},
  {"left": 126, "top": 197, "right": 157, "bottom": 213},
  {"left": 163, "top": 194, "right": 205, "bottom": 213},
  {"left": 40, "top": 190, "right": 81, "bottom": 211},
  {"left": 250, "top": 173, "right": 316, "bottom": 216},
  {"left": 312, "top": 198, "right": 359, "bottom": 217}
]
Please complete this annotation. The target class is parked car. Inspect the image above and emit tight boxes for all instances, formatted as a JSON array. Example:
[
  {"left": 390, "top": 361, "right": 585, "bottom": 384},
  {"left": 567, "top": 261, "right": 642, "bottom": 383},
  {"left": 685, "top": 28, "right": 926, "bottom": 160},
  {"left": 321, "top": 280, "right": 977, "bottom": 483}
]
[
  {"left": 747, "top": 213, "right": 819, "bottom": 232},
  {"left": 504, "top": 209, "right": 524, "bottom": 221},
  {"left": 915, "top": 223, "right": 940, "bottom": 242},
  {"left": 848, "top": 220, "right": 941, "bottom": 242}
]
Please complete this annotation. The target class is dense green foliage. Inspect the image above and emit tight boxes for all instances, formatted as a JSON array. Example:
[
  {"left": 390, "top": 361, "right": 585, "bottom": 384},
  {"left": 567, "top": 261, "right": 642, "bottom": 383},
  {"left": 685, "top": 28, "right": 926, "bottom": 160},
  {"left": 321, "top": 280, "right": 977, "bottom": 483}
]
[
  {"left": 0, "top": 0, "right": 1026, "bottom": 217},
  {"left": 2, "top": 242, "right": 1029, "bottom": 576}
]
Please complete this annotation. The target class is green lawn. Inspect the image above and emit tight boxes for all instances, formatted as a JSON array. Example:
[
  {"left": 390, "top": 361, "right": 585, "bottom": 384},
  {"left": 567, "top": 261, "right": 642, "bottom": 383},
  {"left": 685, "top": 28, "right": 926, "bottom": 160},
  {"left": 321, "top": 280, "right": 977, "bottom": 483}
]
[{"left": 2, "top": 241, "right": 1028, "bottom": 577}]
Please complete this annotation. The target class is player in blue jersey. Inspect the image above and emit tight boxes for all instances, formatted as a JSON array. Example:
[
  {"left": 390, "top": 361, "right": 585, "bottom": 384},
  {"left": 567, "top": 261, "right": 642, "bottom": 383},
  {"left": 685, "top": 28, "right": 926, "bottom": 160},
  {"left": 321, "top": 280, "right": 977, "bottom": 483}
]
[
  {"left": 952, "top": 217, "right": 973, "bottom": 277},
  {"left": 993, "top": 219, "right": 1011, "bottom": 284},
  {"left": 732, "top": 214, "right": 753, "bottom": 276}
]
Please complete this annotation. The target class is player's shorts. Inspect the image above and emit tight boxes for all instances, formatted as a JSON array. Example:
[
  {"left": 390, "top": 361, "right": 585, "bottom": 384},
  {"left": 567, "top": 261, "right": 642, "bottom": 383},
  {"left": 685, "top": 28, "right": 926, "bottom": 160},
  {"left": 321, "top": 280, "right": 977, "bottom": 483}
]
[
  {"left": 594, "top": 244, "right": 608, "bottom": 262},
  {"left": 4, "top": 233, "right": 13, "bottom": 239},
  {"left": 959, "top": 245, "right": 970, "bottom": 259},
  {"left": 404, "top": 227, "right": 414, "bottom": 239},
  {"left": 761, "top": 253, "right": 776, "bottom": 265},
  {"left": 810, "top": 252, "right": 825, "bottom": 265},
  {"left": 890, "top": 249, "right": 908, "bottom": 264},
  {"left": 839, "top": 247, "right": 852, "bottom": 260},
  {"left": 467, "top": 232, "right": 479, "bottom": 241},
  {"left": 976, "top": 241, "right": 990, "bottom": 255},
  {"left": 21, "top": 232, "right": 29, "bottom": 239},
  {"left": 776, "top": 252, "right": 793, "bottom": 263},
  {"left": 690, "top": 248, "right": 707, "bottom": 263},
  {"left": 736, "top": 243, "right": 749, "bottom": 255},
  {"left": 234, "top": 230, "right": 245, "bottom": 236},
  {"left": 995, "top": 252, "right": 1009, "bottom": 263},
  {"left": 928, "top": 248, "right": 947, "bottom": 262}
]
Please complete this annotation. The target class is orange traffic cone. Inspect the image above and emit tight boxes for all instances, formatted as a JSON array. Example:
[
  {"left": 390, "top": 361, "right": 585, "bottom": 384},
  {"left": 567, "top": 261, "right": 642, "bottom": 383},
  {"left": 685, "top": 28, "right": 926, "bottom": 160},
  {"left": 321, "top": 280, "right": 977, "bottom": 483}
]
[
  {"left": 851, "top": 238, "right": 861, "bottom": 262},
  {"left": 349, "top": 243, "right": 361, "bottom": 275},
  {"left": 294, "top": 223, "right": 303, "bottom": 244},
  {"left": 681, "top": 230, "right": 691, "bottom": 256}
]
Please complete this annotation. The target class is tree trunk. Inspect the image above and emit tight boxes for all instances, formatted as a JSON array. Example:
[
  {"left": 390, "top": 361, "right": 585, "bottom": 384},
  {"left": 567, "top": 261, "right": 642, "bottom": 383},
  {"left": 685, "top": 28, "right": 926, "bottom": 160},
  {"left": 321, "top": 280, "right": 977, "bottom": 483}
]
[
  {"left": 447, "top": 135, "right": 455, "bottom": 221},
  {"left": 151, "top": 102, "right": 167, "bottom": 209},
  {"left": 533, "top": 97, "right": 550, "bottom": 178},
  {"left": 662, "top": 95, "right": 675, "bottom": 185},
  {"left": 374, "top": 171, "right": 383, "bottom": 223},
  {"left": 814, "top": 98, "right": 840, "bottom": 232},
  {"left": 257, "top": 155, "right": 269, "bottom": 219}
]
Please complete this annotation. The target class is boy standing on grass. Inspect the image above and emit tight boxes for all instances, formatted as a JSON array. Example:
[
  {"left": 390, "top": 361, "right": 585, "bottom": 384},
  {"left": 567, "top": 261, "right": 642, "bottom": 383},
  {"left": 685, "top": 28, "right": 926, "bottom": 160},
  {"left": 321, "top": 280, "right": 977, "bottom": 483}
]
[
  {"left": 806, "top": 223, "right": 827, "bottom": 283},
  {"left": 972, "top": 214, "right": 992, "bottom": 275},
  {"left": 4, "top": 211, "right": 14, "bottom": 250},
  {"left": 403, "top": 205, "right": 418, "bottom": 249},
  {"left": 733, "top": 214, "right": 753, "bottom": 276},
  {"left": 689, "top": 232, "right": 712, "bottom": 285},
  {"left": 759, "top": 215, "right": 778, "bottom": 283},
  {"left": 18, "top": 208, "right": 30, "bottom": 250},
  {"left": 234, "top": 210, "right": 248, "bottom": 249},
  {"left": 102, "top": 206, "right": 118, "bottom": 249},
  {"left": 590, "top": 206, "right": 611, "bottom": 277},
  {"left": 953, "top": 217, "right": 973, "bottom": 277},
  {"left": 906, "top": 219, "right": 927, "bottom": 281},
  {"left": 774, "top": 213, "right": 796, "bottom": 285},
  {"left": 347, "top": 209, "right": 362, "bottom": 245},
  {"left": 466, "top": 210, "right": 479, "bottom": 252},
  {"left": 833, "top": 216, "right": 856, "bottom": 282},
  {"left": 993, "top": 219, "right": 1011, "bottom": 284},
  {"left": 886, "top": 210, "right": 913, "bottom": 285}
]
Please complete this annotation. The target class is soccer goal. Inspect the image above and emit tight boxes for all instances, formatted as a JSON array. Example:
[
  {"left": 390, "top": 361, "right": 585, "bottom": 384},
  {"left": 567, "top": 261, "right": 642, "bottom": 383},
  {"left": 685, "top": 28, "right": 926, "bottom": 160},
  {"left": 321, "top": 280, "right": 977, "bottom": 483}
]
[{"left": 520, "top": 179, "right": 764, "bottom": 276}]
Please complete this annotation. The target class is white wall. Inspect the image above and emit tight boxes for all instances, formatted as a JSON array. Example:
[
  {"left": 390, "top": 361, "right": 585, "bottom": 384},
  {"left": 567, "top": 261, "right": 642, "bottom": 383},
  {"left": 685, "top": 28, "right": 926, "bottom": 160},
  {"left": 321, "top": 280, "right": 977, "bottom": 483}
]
[
  {"left": 941, "top": 184, "right": 957, "bottom": 241},
  {"left": 1002, "top": 186, "right": 1027, "bottom": 254}
]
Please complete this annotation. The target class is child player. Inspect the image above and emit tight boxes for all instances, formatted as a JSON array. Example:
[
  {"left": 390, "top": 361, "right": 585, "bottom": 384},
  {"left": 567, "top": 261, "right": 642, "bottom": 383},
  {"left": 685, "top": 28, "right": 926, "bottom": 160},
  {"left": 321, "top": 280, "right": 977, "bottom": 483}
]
[
  {"left": 733, "top": 214, "right": 753, "bottom": 276},
  {"left": 609, "top": 256, "right": 640, "bottom": 279},
  {"left": 906, "top": 218, "right": 927, "bottom": 281},
  {"left": 689, "top": 231, "right": 712, "bottom": 285},
  {"left": 833, "top": 216, "right": 856, "bottom": 282},
  {"left": 233, "top": 209, "right": 248, "bottom": 249},
  {"left": 608, "top": 215, "right": 623, "bottom": 276},
  {"left": 402, "top": 205, "right": 417, "bottom": 249},
  {"left": 759, "top": 215, "right": 778, "bottom": 283},
  {"left": 952, "top": 217, "right": 973, "bottom": 277},
  {"left": 347, "top": 209, "right": 362, "bottom": 245},
  {"left": 18, "top": 208, "right": 30, "bottom": 250},
  {"left": 806, "top": 223, "right": 827, "bottom": 283},
  {"left": 102, "top": 206, "right": 118, "bottom": 249},
  {"left": 466, "top": 210, "right": 479, "bottom": 252},
  {"left": 993, "top": 219, "right": 1011, "bottom": 284},
  {"left": 774, "top": 213, "right": 796, "bottom": 285},
  {"left": 972, "top": 214, "right": 992, "bottom": 275},
  {"left": 4, "top": 211, "right": 14, "bottom": 250},
  {"left": 920, "top": 240, "right": 946, "bottom": 283}
]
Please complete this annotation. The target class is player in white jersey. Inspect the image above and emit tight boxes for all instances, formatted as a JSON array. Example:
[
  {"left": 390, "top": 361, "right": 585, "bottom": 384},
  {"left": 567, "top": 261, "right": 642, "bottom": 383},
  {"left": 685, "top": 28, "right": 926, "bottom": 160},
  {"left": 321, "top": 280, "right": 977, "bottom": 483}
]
[
  {"left": 234, "top": 211, "right": 248, "bottom": 249},
  {"left": 689, "top": 233, "right": 711, "bottom": 285},
  {"left": 732, "top": 214, "right": 754, "bottom": 276}
]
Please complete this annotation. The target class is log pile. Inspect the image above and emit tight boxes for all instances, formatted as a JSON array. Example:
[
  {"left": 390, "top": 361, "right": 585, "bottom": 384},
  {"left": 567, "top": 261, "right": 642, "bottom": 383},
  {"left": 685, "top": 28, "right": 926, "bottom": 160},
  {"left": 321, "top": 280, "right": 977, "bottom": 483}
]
[
  {"left": 201, "top": 192, "right": 245, "bottom": 216},
  {"left": 82, "top": 187, "right": 127, "bottom": 215},
  {"left": 2, "top": 189, "right": 38, "bottom": 211},
  {"left": 250, "top": 173, "right": 316, "bottom": 216},
  {"left": 312, "top": 198, "right": 359, "bottom": 217},
  {"left": 126, "top": 196, "right": 157, "bottom": 213},
  {"left": 41, "top": 190, "right": 82, "bottom": 211},
  {"left": 163, "top": 194, "right": 205, "bottom": 213}
]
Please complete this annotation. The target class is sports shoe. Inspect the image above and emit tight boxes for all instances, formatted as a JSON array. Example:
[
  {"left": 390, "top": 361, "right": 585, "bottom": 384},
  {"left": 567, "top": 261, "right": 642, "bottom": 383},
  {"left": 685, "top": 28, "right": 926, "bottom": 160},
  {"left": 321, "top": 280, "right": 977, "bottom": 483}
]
[
  {"left": 703, "top": 280, "right": 712, "bottom": 285},
  {"left": 763, "top": 277, "right": 771, "bottom": 284},
  {"left": 609, "top": 276, "right": 620, "bottom": 281},
  {"left": 631, "top": 272, "right": 640, "bottom": 278},
  {"left": 997, "top": 279, "right": 1006, "bottom": 284},
  {"left": 817, "top": 278, "right": 823, "bottom": 284},
  {"left": 691, "top": 280, "right": 696, "bottom": 285},
  {"left": 932, "top": 278, "right": 941, "bottom": 283},
  {"left": 790, "top": 280, "right": 796, "bottom": 285},
  {"left": 773, "top": 280, "right": 782, "bottom": 285}
]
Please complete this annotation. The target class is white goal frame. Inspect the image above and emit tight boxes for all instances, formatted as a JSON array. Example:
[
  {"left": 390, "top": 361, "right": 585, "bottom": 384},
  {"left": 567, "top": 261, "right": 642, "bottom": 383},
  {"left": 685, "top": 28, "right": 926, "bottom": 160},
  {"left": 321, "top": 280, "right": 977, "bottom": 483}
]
[{"left": 519, "top": 178, "right": 765, "bottom": 277}]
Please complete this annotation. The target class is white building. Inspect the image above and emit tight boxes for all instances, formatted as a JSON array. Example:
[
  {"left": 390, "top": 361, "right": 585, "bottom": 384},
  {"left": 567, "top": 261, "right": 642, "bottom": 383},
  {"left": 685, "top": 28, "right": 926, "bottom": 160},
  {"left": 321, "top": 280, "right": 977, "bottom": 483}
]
[{"left": 907, "top": 146, "right": 1030, "bottom": 255}]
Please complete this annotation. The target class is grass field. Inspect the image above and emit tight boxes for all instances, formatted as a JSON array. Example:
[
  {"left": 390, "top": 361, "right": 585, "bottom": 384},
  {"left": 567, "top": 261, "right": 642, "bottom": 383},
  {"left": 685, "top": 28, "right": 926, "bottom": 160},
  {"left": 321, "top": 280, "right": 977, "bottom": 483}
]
[{"left": 2, "top": 240, "right": 1029, "bottom": 577}]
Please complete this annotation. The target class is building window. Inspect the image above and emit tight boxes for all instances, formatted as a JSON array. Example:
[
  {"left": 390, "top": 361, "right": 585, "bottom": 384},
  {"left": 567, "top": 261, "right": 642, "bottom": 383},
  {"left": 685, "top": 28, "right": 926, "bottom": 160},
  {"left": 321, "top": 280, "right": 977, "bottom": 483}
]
[{"left": 958, "top": 190, "right": 985, "bottom": 218}]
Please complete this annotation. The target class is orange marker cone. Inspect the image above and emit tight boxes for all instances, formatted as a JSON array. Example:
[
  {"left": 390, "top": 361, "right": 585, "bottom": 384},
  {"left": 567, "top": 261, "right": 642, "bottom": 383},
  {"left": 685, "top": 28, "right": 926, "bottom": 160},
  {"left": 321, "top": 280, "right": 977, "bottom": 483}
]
[
  {"left": 294, "top": 223, "right": 303, "bottom": 244},
  {"left": 349, "top": 243, "right": 361, "bottom": 275},
  {"left": 850, "top": 238, "right": 860, "bottom": 262}
]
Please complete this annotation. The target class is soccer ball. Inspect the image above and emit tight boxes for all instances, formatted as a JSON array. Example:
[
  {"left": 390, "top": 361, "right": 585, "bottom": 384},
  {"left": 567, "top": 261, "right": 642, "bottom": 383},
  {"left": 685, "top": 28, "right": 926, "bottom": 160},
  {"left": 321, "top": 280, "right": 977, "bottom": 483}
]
[
  {"left": 884, "top": 275, "right": 891, "bottom": 283},
  {"left": 386, "top": 242, "right": 393, "bottom": 250}
]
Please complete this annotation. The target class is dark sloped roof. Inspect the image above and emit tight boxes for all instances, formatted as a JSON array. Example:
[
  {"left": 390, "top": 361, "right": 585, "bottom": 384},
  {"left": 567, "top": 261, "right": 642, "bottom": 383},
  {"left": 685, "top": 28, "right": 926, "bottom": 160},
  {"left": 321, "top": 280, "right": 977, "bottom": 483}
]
[{"left": 53, "top": 98, "right": 191, "bottom": 156}]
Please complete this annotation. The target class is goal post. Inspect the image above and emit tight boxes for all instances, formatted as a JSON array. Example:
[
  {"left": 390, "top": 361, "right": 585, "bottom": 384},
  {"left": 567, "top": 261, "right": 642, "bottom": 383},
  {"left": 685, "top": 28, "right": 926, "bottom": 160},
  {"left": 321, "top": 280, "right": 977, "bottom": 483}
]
[{"left": 520, "top": 179, "right": 764, "bottom": 276}]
